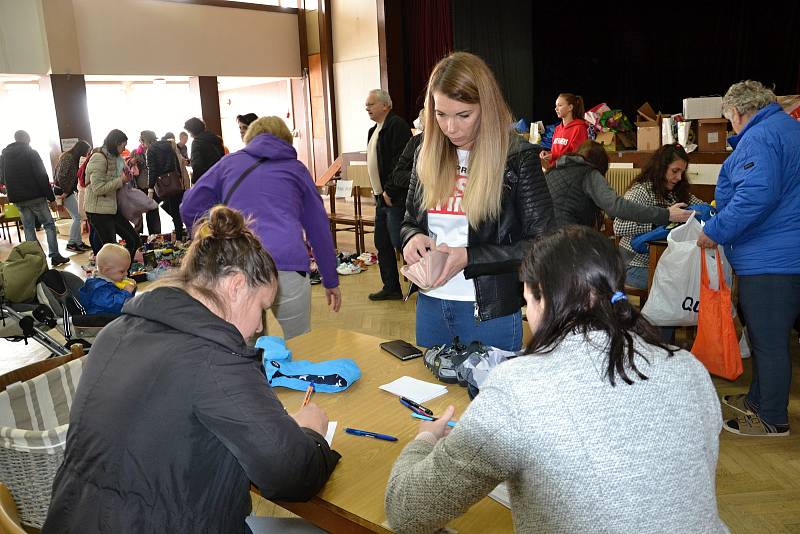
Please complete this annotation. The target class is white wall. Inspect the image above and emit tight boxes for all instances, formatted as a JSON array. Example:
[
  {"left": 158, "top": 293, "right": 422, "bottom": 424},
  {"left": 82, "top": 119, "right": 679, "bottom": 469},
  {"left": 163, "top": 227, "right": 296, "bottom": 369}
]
[
  {"left": 331, "top": 0, "right": 380, "bottom": 154},
  {"left": 0, "top": 0, "right": 50, "bottom": 74}
]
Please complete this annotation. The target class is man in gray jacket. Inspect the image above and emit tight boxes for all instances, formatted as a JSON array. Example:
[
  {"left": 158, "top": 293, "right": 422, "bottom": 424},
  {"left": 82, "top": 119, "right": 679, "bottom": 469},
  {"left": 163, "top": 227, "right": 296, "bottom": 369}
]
[{"left": 0, "top": 130, "right": 68, "bottom": 266}]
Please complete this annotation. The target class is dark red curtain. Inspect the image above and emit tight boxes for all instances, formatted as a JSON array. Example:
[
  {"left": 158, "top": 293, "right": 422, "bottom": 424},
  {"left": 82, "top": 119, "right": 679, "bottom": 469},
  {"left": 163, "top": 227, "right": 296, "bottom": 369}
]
[{"left": 401, "top": 0, "right": 453, "bottom": 119}]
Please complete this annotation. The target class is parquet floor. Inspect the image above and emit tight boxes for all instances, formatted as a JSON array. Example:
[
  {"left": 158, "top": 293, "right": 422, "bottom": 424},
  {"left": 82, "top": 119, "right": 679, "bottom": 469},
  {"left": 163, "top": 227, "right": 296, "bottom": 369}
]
[{"left": 1, "top": 218, "right": 799, "bottom": 533}]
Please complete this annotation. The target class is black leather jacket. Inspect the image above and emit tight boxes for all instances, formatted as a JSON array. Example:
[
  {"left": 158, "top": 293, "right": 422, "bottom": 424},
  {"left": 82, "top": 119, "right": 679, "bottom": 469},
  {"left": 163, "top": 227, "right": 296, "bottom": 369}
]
[{"left": 401, "top": 137, "right": 555, "bottom": 321}]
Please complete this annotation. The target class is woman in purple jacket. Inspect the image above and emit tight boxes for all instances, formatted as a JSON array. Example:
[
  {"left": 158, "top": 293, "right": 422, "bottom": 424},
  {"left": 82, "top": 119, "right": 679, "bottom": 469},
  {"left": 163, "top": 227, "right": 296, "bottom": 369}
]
[{"left": 181, "top": 116, "right": 341, "bottom": 339}]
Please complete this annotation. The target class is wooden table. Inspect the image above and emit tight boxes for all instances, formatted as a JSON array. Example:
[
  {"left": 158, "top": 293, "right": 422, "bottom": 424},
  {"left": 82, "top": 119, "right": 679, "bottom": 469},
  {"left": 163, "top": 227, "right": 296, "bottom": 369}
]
[{"left": 265, "top": 327, "right": 513, "bottom": 533}]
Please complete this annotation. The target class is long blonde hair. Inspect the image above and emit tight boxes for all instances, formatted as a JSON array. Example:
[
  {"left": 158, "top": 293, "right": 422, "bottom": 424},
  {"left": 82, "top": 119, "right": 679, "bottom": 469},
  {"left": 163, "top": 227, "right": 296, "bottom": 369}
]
[{"left": 417, "top": 52, "right": 512, "bottom": 227}]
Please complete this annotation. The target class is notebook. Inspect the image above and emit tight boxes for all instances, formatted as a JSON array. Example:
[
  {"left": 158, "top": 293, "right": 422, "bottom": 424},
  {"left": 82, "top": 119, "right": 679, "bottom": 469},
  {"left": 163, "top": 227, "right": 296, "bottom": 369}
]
[{"left": 379, "top": 376, "right": 448, "bottom": 404}]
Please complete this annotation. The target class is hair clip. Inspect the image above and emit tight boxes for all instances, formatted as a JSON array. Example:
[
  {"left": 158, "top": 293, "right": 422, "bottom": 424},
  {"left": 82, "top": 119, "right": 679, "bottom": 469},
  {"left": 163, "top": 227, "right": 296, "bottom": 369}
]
[{"left": 611, "top": 291, "right": 627, "bottom": 304}]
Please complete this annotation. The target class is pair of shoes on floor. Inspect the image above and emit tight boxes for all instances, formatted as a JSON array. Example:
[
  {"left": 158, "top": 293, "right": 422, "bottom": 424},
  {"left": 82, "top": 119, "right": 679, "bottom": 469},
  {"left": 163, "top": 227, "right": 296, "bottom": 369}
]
[
  {"left": 336, "top": 263, "right": 362, "bottom": 275},
  {"left": 721, "top": 394, "right": 790, "bottom": 437},
  {"left": 51, "top": 255, "right": 70, "bottom": 267},
  {"left": 66, "top": 242, "right": 91, "bottom": 253},
  {"left": 309, "top": 271, "right": 322, "bottom": 285},
  {"left": 368, "top": 288, "right": 402, "bottom": 301},
  {"left": 358, "top": 252, "right": 377, "bottom": 265}
]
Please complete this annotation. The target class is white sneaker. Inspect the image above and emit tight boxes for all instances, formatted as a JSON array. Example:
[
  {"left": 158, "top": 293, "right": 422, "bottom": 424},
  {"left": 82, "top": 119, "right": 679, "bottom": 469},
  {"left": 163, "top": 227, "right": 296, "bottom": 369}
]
[{"left": 336, "top": 263, "right": 362, "bottom": 275}]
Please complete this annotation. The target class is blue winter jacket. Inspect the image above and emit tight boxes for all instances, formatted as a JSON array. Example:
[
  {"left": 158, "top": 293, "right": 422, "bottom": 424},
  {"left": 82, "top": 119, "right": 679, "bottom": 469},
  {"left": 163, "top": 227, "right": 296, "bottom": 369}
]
[
  {"left": 703, "top": 103, "right": 800, "bottom": 275},
  {"left": 79, "top": 277, "right": 133, "bottom": 314}
]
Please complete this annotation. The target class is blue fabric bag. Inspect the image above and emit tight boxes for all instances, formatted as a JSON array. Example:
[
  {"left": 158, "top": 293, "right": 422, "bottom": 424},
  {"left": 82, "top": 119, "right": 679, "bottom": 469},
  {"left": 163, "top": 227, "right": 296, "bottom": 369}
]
[
  {"left": 630, "top": 204, "right": 716, "bottom": 253},
  {"left": 264, "top": 358, "right": 362, "bottom": 393}
]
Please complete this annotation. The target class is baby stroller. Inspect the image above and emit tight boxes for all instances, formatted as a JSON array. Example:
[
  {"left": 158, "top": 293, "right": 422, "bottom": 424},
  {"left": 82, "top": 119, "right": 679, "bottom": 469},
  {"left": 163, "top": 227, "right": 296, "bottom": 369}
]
[{"left": 36, "top": 270, "right": 119, "bottom": 346}]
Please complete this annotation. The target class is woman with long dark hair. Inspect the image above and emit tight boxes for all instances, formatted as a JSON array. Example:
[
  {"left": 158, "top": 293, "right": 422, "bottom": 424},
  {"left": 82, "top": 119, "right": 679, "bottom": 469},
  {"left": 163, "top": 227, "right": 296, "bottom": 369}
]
[
  {"left": 54, "top": 139, "right": 92, "bottom": 252},
  {"left": 84, "top": 129, "right": 141, "bottom": 261},
  {"left": 385, "top": 226, "right": 727, "bottom": 534},
  {"left": 613, "top": 143, "right": 704, "bottom": 289}
]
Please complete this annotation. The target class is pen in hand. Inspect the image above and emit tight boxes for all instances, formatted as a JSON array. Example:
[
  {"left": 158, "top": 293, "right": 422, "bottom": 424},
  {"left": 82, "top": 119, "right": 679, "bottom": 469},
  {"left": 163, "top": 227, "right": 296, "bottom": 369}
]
[{"left": 301, "top": 384, "right": 315, "bottom": 408}]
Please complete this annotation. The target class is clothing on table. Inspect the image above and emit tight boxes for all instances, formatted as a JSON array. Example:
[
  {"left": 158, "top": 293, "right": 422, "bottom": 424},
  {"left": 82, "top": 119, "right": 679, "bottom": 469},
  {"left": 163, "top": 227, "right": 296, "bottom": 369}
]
[
  {"left": 15, "top": 197, "right": 60, "bottom": 259},
  {"left": 547, "top": 155, "right": 669, "bottom": 229},
  {"left": 368, "top": 111, "right": 412, "bottom": 293},
  {"left": 385, "top": 331, "right": 728, "bottom": 534},
  {"left": 181, "top": 133, "right": 340, "bottom": 291},
  {"left": 548, "top": 118, "right": 589, "bottom": 166},
  {"left": 402, "top": 135, "right": 554, "bottom": 322},
  {"left": 42, "top": 286, "right": 340, "bottom": 534},
  {"left": 189, "top": 131, "right": 224, "bottom": 184},
  {"left": 613, "top": 181, "right": 703, "bottom": 269},
  {"left": 79, "top": 275, "right": 134, "bottom": 314}
]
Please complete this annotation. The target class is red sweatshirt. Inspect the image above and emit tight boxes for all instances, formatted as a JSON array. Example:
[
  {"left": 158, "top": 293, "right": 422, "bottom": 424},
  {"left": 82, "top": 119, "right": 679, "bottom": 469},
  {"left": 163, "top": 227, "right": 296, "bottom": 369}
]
[{"left": 550, "top": 118, "right": 588, "bottom": 166}]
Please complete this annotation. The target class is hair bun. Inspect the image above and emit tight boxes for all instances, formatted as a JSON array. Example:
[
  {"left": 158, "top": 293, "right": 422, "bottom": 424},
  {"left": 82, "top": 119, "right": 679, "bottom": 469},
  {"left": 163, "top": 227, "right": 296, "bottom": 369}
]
[{"left": 207, "top": 205, "right": 246, "bottom": 239}]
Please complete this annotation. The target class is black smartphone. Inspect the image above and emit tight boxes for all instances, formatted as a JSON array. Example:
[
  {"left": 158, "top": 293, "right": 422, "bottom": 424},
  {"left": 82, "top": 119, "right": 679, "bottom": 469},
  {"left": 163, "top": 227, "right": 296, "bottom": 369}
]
[{"left": 380, "top": 340, "right": 423, "bottom": 361}]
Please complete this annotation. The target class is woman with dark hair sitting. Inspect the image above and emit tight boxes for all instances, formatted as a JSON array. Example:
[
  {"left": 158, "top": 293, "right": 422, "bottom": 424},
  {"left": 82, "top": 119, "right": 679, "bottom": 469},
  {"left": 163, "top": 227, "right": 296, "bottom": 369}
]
[
  {"left": 547, "top": 140, "right": 693, "bottom": 229},
  {"left": 84, "top": 129, "right": 141, "bottom": 261},
  {"left": 385, "top": 226, "right": 727, "bottom": 534},
  {"left": 613, "top": 143, "right": 704, "bottom": 289},
  {"left": 43, "top": 206, "right": 340, "bottom": 533}
]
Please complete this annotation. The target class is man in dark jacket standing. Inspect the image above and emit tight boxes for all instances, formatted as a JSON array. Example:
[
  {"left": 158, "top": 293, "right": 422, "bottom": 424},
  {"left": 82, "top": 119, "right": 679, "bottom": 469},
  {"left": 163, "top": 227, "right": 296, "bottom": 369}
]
[
  {"left": 0, "top": 131, "right": 68, "bottom": 266},
  {"left": 184, "top": 117, "right": 224, "bottom": 184},
  {"left": 365, "top": 90, "right": 412, "bottom": 301}
]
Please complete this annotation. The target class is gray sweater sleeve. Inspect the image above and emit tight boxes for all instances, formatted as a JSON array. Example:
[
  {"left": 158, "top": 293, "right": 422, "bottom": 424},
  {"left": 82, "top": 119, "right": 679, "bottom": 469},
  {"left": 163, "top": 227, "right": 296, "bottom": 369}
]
[{"left": 584, "top": 171, "right": 670, "bottom": 226}]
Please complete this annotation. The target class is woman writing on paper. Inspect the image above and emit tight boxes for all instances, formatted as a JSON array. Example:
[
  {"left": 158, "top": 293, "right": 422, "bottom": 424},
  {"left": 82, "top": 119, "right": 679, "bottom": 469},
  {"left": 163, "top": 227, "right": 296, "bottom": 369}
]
[
  {"left": 385, "top": 226, "right": 727, "bottom": 534},
  {"left": 401, "top": 51, "right": 554, "bottom": 351}
]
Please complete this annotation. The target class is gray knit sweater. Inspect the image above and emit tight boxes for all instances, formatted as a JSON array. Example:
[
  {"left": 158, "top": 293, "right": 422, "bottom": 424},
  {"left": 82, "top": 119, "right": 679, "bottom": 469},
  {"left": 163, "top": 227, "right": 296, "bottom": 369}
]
[{"left": 385, "top": 331, "right": 728, "bottom": 534}]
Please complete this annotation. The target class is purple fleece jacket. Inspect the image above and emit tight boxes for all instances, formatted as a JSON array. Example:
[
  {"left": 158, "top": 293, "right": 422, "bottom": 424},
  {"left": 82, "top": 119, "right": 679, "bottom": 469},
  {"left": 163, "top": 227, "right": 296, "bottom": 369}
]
[{"left": 180, "top": 134, "right": 339, "bottom": 289}]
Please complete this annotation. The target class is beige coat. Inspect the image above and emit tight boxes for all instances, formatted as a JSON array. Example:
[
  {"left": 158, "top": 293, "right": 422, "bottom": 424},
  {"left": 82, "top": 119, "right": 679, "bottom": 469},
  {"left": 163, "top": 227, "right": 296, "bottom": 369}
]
[{"left": 84, "top": 148, "right": 123, "bottom": 215}]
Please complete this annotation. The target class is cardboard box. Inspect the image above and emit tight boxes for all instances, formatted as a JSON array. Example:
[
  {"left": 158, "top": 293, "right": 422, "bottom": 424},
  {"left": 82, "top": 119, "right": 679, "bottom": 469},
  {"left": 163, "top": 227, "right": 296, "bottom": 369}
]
[
  {"left": 595, "top": 131, "right": 636, "bottom": 153},
  {"left": 697, "top": 118, "right": 728, "bottom": 151},
  {"left": 635, "top": 102, "right": 662, "bottom": 151},
  {"left": 682, "top": 97, "right": 723, "bottom": 120}
]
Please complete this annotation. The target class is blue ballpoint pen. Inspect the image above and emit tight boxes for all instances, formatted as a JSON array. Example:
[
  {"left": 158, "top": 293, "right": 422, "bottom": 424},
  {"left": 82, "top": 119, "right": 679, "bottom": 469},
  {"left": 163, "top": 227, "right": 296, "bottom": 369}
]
[
  {"left": 410, "top": 412, "right": 457, "bottom": 427},
  {"left": 345, "top": 428, "right": 398, "bottom": 442}
]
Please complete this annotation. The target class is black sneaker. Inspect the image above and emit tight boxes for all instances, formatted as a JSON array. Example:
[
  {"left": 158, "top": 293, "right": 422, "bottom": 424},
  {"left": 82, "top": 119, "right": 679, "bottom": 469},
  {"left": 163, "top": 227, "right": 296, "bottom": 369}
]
[
  {"left": 51, "top": 255, "right": 70, "bottom": 267},
  {"left": 368, "top": 288, "right": 402, "bottom": 301},
  {"left": 309, "top": 271, "right": 322, "bottom": 285},
  {"left": 66, "top": 243, "right": 84, "bottom": 253}
]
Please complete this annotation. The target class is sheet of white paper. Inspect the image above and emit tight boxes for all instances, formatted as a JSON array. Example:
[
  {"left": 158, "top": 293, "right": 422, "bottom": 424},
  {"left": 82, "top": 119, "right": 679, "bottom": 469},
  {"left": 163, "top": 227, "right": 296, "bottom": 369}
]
[
  {"left": 379, "top": 376, "right": 447, "bottom": 404},
  {"left": 489, "top": 482, "right": 511, "bottom": 509},
  {"left": 335, "top": 179, "right": 354, "bottom": 198},
  {"left": 325, "top": 422, "right": 337, "bottom": 447}
]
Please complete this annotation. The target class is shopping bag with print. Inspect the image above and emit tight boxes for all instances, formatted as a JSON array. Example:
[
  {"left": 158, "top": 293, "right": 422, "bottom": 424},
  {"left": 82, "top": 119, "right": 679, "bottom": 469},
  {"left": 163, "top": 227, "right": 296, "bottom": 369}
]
[
  {"left": 690, "top": 249, "right": 743, "bottom": 380},
  {"left": 641, "top": 213, "right": 731, "bottom": 326}
]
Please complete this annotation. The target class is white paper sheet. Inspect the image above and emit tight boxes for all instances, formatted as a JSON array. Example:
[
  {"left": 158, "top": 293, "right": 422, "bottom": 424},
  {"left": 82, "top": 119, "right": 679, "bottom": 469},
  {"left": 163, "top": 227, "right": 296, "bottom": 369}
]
[
  {"left": 489, "top": 482, "right": 511, "bottom": 509},
  {"left": 379, "top": 376, "right": 447, "bottom": 404},
  {"left": 325, "top": 422, "right": 337, "bottom": 447}
]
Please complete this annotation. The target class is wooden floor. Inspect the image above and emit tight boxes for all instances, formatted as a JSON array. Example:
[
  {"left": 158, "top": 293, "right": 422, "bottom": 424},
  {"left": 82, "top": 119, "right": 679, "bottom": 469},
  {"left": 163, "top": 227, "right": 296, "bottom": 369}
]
[{"left": 2, "top": 223, "right": 799, "bottom": 533}]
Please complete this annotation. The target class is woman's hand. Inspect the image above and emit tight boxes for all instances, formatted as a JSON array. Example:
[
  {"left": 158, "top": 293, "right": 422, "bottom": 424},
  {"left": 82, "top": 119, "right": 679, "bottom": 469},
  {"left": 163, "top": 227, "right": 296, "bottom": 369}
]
[
  {"left": 403, "top": 234, "right": 435, "bottom": 264},
  {"left": 418, "top": 405, "right": 456, "bottom": 441},
  {"left": 432, "top": 244, "right": 468, "bottom": 287},
  {"left": 326, "top": 286, "right": 342, "bottom": 312},
  {"left": 667, "top": 202, "right": 692, "bottom": 223},
  {"left": 539, "top": 150, "right": 551, "bottom": 162},
  {"left": 291, "top": 402, "right": 329, "bottom": 437},
  {"left": 696, "top": 230, "right": 718, "bottom": 249}
]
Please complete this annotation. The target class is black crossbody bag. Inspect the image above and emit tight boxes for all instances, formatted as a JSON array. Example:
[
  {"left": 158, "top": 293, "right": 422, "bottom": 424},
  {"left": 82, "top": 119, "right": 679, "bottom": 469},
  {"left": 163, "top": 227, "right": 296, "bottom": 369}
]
[{"left": 222, "top": 157, "right": 269, "bottom": 204}]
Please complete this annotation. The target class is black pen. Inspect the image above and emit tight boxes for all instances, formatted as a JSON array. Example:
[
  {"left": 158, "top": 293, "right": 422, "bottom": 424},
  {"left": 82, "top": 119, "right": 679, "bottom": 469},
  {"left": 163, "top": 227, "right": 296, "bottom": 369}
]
[{"left": 400, "top": 396, "right": 433, "bottom": 416}]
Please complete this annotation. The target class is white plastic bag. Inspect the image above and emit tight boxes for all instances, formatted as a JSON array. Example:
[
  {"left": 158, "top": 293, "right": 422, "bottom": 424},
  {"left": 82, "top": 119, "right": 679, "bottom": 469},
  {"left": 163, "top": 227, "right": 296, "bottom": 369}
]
[{"left": 641, "top": 214, "right": 732, "bottom": 326}]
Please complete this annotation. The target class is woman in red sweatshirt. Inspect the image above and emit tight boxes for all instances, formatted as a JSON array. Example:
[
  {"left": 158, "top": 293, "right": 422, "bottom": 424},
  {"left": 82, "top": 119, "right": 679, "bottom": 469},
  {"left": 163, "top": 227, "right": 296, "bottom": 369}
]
[{"left": 540, "top": 93, "right": 588, "bottom": 167}]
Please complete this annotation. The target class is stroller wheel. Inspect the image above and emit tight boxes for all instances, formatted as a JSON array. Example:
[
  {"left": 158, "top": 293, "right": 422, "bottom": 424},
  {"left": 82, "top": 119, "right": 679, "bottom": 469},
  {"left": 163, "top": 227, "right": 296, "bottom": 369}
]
[{"left": 33, "top": 305, "right": 57, "bottom": 328}]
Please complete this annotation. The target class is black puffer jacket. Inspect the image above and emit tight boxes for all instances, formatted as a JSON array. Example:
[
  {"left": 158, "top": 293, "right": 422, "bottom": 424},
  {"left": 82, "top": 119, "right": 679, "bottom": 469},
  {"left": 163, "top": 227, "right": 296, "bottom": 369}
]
[
  {"left": 190, "top": 131, "right": 225, "bottom": 184},
  {"left": 146, "top": 140, "right": 179, "bottom": 189},
  {"left": 401, "top": 136, "right": 555, "bottom": 321},
  {"left": 43, "top": 287, "right": 340, "bottom": 534},
  {"left": 0, "top": 142, "right": 54, "bottom": 203}
]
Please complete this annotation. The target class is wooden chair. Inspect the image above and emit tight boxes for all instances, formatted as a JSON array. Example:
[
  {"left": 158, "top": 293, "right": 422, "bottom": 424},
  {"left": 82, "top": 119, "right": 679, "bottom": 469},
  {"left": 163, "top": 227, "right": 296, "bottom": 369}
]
[
  {"left": 326, "top": 183, "right": 361, "bottom": 253},
  {"left": 0, "top": 484, "right": 26, "bottom": 534},
  {"left": 354, "top": 186, "right": 375, "bottom": 254},
  {"left": 0, "top": 197, "right": 22, "bottom": 243}
]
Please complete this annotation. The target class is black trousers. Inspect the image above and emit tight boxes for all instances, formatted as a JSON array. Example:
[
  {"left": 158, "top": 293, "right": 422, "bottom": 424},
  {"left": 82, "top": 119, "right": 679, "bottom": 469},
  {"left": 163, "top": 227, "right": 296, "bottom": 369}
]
[
  {"left": 87, "top": 211, "right": 141, "bottom": 262},
  {"left": 374, "top": 196, "right": 401, "bottom": 292},
  {"left": 162, "top": 191, "right": 185, "bottom": 240}
]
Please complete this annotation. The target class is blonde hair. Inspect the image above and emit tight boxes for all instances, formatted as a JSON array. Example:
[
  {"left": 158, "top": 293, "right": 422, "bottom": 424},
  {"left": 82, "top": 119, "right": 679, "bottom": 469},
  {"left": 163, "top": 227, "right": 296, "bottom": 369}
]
[
  {"left": 96, "top": 243, "right": 131, "bottom": 270},
  {"left": 417, "top": 52, "right": 512, "bottom": 227},
  {"left": 243, "top": 116, "right": 293, "bottom": 145}
]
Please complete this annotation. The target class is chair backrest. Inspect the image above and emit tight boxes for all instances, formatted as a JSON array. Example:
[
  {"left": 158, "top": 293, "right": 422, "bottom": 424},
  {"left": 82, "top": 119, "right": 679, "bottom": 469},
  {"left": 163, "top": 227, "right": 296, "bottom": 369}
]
[
  {"left": 0, "top": 484, "right": 25, "bottom": 534},
  {"left": 354, "top": 186, "right": 373, "bottom": 219}
]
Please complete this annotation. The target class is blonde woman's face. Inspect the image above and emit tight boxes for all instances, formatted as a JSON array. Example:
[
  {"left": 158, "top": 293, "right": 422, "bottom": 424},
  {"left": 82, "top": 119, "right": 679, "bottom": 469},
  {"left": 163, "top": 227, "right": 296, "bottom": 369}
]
[{"left": 433, "top": 92, "right": 481, "bottom": 150}]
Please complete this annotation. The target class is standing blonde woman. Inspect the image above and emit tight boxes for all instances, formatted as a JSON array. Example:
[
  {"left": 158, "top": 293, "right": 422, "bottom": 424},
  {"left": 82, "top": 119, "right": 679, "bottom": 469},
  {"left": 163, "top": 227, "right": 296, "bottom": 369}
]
[{"left": 402, "top": 52, "right": 554, "bottom": 351}]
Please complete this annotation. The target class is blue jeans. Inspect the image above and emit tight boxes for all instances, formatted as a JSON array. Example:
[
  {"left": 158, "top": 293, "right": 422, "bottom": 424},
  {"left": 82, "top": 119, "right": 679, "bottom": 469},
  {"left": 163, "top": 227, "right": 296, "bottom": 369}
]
[
  {"left": 61, "top": 193, "right": 83, "bottom": 245},
  {"left": 16, "top": 197, "right": 61, "bottom": 258},
  {"left": 739, "top": 274, "right": 800, "bottom": 425},
  {"left": 625, "top": 265, "right": 649, "bottom": 289},
  {"left": 416, "top": 293, "right": 522, "bottom": 351}
]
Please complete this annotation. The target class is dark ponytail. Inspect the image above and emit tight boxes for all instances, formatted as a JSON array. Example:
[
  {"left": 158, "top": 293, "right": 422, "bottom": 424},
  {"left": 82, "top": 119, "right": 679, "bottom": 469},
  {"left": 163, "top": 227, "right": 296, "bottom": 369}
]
[
  {"left": 559, "top": 93, "right": 585, "bottom": 122},
  {"left": 520, "top": 226, "right": 675, "bottom": 386}
]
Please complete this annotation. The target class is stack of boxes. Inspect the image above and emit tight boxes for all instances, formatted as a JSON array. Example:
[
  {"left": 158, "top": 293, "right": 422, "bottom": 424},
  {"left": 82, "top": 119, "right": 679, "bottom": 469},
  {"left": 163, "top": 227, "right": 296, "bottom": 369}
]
[{"left": 682, "top": 96, "right": 728, "bottom": 152}]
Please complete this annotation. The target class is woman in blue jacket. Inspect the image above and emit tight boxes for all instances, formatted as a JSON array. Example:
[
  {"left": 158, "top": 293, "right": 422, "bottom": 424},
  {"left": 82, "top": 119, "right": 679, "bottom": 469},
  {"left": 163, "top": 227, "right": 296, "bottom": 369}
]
[{"left": 698, "top": 80, "right": 800, "bottom": 438}]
